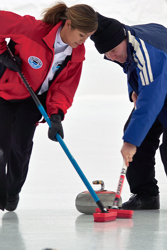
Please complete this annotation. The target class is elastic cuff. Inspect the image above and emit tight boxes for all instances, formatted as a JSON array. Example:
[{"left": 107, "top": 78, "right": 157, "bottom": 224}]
[{"left": 58, "top": 109, "right": 64, "bottom": 120}]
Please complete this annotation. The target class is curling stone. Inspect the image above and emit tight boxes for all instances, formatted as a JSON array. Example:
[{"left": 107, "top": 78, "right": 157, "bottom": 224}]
[{"left": 75, "top": 180, "right": 122, "bottom": 214}]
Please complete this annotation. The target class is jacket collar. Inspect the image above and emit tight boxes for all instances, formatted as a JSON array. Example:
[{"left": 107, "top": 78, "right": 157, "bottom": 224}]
[{"left": 43, "top": 21, "right": 85, "bottom": 62}]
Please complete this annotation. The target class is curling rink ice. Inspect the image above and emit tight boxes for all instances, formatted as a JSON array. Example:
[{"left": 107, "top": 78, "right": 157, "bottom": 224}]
[{"left": 1, "top": 0, "right": 167, "bottom": 249}]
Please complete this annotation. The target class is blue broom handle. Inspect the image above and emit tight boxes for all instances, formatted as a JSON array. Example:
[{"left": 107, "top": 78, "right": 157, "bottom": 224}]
[
  {"left": 18, "top": 72, "right": 101, "bottom": 204},
  {"left": 39, "top": 103, "right": 100, "bottom": 203}
]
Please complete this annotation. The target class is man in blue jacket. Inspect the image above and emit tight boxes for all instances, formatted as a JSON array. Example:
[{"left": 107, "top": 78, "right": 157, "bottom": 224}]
[{"left": 91, "top": 13, "right": 167, "bottom": 210}]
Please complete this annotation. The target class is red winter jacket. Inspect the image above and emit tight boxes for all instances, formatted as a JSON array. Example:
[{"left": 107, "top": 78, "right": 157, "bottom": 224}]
[{"left": 0, "top": 11, "right": 85, "bottom": 116}]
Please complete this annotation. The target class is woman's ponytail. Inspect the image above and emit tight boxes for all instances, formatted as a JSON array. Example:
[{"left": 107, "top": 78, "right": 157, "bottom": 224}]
[{"left": 42, "top": 2, "right": 67, "bottom": 26}]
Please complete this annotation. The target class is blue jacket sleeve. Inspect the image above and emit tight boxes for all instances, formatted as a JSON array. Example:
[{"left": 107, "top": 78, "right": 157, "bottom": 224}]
[{"left": 123, "top": 46, "right": 167, "bottom": 146}]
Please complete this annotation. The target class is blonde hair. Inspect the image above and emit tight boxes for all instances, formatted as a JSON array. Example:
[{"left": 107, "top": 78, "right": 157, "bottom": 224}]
[{"left": 41, "top": 2, "right": 98, "bottom": 33}]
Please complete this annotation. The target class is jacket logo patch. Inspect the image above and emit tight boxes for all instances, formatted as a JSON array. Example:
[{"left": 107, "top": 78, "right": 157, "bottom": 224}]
[{"left": 28, "top": 56, "right": 43, "bottom": 69}]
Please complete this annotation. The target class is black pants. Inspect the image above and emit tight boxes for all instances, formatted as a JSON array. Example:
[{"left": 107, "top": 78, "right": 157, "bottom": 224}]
[
  {"left": 124, "top": 109, "right": 165, "bottom": 196},
  {"left": 0, "top": 93, "right": 46, "bottom": 210}
]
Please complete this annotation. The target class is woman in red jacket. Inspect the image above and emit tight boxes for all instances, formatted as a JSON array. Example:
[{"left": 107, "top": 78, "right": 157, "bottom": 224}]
[{"left": 0, "top": 2, "right": 97, "bottom": 211}]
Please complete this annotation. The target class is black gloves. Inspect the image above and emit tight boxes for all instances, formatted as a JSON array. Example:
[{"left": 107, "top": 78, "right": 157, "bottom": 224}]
[
  {"left": 0, "top": 50, "right": 22, "bottom": 72},
  {"left": 48, "top": 114, "right": 64, "bottom": 141}
]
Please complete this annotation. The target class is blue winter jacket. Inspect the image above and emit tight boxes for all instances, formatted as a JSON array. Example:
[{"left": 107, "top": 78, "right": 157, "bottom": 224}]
[{"left": 111, "top": 23, "right": 167, "bottom": 147}]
